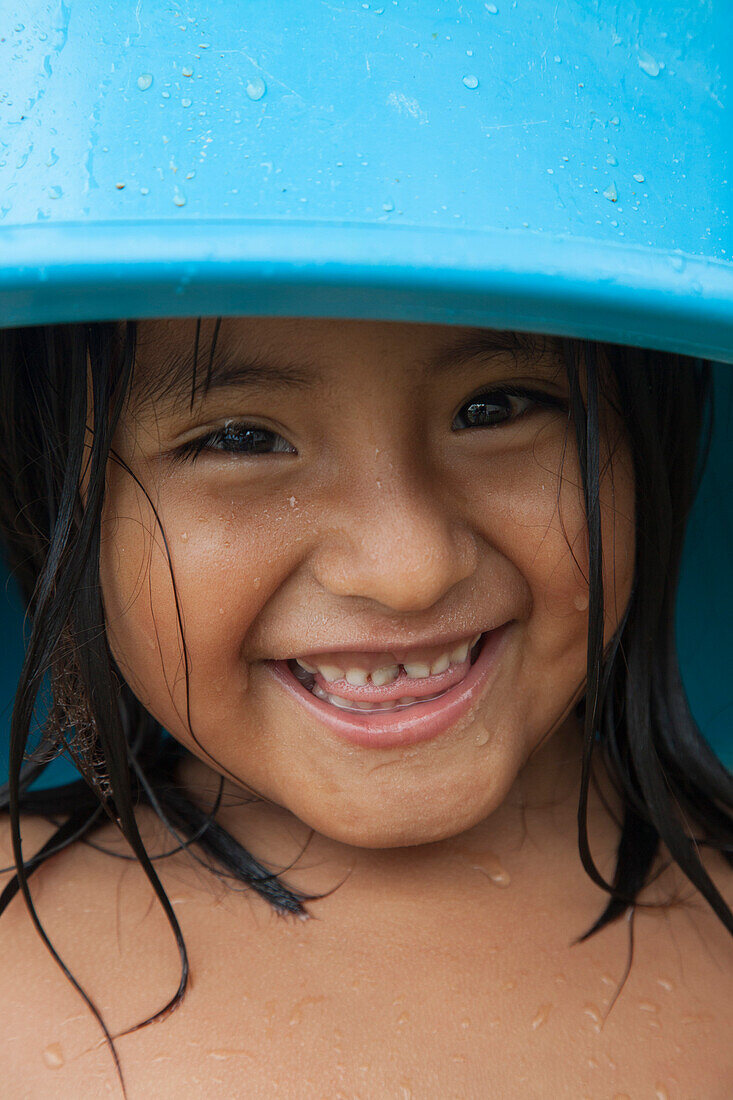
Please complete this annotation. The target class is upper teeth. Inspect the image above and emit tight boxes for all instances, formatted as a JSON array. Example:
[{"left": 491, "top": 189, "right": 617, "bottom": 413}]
[{"left": 295, "top": 634, "right": 481, "bottom": 685}]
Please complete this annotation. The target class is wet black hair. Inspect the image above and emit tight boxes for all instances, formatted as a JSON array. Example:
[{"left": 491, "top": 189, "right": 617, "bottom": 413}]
[{"left": 0, "top": 320, "right": 731, "bottom": 1089}]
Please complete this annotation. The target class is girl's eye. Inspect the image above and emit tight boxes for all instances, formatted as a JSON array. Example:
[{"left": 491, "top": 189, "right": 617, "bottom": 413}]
[
  {"left": 178, "top": 421, "right": 297, "bottom": 461},
  {"left": 451, "top": 387, "right": 566, "bottom": 431}
]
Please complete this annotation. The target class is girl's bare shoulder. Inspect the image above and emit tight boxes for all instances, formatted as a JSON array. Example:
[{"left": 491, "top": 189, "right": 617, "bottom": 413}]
[{"left": 1, "top": 810, "right": 732, "bottom": 1099}]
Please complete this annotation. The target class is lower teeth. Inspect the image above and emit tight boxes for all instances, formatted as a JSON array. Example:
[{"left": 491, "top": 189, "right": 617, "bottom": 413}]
[
  {"left": 311, "top": 684, "right": 449, "bottom": 712},
  {"left": 290, "top": 633, "right": 484, "bottom": 714}
]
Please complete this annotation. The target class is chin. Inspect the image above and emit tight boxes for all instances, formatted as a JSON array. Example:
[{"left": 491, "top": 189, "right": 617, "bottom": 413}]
[{"left": 301, "top": 798, "right": 489, "bottom": 850}]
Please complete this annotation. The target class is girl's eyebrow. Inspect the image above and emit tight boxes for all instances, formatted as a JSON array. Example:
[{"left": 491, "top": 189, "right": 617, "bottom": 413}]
[{"left": 137, "top": 327, "right": 558, "bottom": 409}]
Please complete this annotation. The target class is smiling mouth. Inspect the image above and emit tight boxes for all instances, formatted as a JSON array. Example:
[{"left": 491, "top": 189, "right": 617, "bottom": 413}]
[{"left": 286, "top": 633, "right": 485, "bottom": 713}]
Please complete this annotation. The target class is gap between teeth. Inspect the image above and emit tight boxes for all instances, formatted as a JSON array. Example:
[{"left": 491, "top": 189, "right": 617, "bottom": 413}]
[{"left": 296, "top": 634, "right": 482, "bottom": 685}]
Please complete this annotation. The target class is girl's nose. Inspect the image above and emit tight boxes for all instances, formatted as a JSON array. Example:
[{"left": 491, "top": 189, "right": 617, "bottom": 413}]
[{"left": 310, "top": 479, "right": 479, "bottom": 613}]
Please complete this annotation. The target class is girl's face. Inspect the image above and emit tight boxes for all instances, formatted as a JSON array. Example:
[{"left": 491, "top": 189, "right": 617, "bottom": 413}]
[{"left": 100, "top": 317, "right": 635, "bottom": 847}]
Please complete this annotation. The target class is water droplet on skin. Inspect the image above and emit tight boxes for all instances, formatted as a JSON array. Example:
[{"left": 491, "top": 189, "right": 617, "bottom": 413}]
[
  {"left": 573, "top": 593, "right": 589, "bottom": 611},
  {"left": 469, "top": 852, "right": 511, "bottom": 887},
  {"left": 462, "top": 74, "right": 479, "bottom": 89},
  {"left": 137, "top": 73, "right": 153, "bottom": 91},
  {"left": 606, "top": 154, "right": 618, "bottom": 165},
  {"left": 638, "top": 1000, "right": 659, "bottom": 1013},
  {"left": 485, "top": 2, "right": 498, "bottom": 12},
  {"left": 603, "top": 182, "right": 618, "bottom": 202},
  {"left": 475, "top": 727, "right": 490, "bottom": 746},
  {"left": 180, "top": 531, "right": 189, "bottom": 541},
  {"left": 253, "top": 577, "right": 261, "bottom": 590},
  {"left": 583, "top": 1004, "right": 603, "bottom": 1033},
  {"left": 289, "top": 496, "right": 297, "bottom": 507},
  {"left": 531, "top": 1004, "right": 552, "bottom": 1030},
  {"left": 655, "top": 1086, "right": 670, "bottom": 1100},
  {"left": 182, "top": 66, "right": 194, "bottom": 77},
  {"left": 246, "top": 76, "right": 266, "bottom": 101},
  {"left": 637, "top": 50, "right": 661, "bottom": 77},
  {"left": 657, "top": 977, "right": 674, "bottom": 992},
  {"left": 173, "top": 187, "right": 186, "bottom": 206},
  {"left": 42, "top": 1043, "right": 64, "bottom": 1069}
]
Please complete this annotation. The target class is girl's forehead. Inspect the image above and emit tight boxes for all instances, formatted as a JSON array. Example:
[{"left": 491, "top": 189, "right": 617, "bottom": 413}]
[{"left": 131, "top": 316, "right": 565, "bottom": 407}]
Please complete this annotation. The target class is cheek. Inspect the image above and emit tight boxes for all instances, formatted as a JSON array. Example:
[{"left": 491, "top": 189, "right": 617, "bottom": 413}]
[
  {"left": 463, "top": 425, "right": 635, "bottom": 688},
  {"left": 99, "top": 472, "right": 301, "bottom": 725}
]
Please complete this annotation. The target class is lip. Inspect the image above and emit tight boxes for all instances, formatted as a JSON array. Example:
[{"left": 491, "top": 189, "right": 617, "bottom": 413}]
[{"left": 267, "top": 624, "right": 512, "bottom": 749}]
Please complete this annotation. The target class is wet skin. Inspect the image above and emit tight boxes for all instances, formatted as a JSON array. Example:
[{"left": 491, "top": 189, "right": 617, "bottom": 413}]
[
  {"left": 99, "top": 317, "right": 635, "bottom": 849},
  {"left": 3, "top": 319, "right": 732, "bottom": 1098}
]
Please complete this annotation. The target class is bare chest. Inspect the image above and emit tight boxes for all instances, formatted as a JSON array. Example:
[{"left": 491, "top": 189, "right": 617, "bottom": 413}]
[{"left": 2, "top": 826, "right": 731, "bottom": 1100}]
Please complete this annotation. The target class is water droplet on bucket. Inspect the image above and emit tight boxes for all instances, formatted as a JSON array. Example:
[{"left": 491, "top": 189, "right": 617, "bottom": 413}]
[
  {"left": 181, "top": 97, "right": 192, "bottom": 108},
  {"left": 553, "top": 54, "right": 561, "bottom": 63},
  {"left": 382, "top": 200, "right": 394, "bottom": 212},
  {"left": 137, "top": 73, "right": 153, "bottom": 91},
  {"left": 603, "top": 182, "right": 618, "bottom": 202},
  {"left": 633, "top": 172, "right": 645, "bottom": 183},
  {"left": 485, "top": 2, "right": 498, "bottom": 12},
  {"left": 115, "top": 181, "right": 126, "bottom": 190},
  {"left": 669, "top": 253, "right": 685, "bottom": 272},
  {"left": 48, "top": 185, "right": 63, "bottom": 199},
  {"left": 182, "top": 65, "right": 194, "bottom": 77},
  {"left": 606, "top": 154, "right": 618, "bottom": 166},
  {"left": 637, "top": 50, "right": 661, "bottom": 78},
  {"left": 246, "top": 76, "right": 267, "bottom": 101},
  {"left": 140, "top": 186, "right": 150, "bottom": 195},
  {"left": 462, "top": 74, "right": 479, "bottom": 89},
  {"left": 609, "top": 115, "right": 620, "bottom": 126},
  {"left": 173, "top": 187, "right": 187, "bottom": 206}
]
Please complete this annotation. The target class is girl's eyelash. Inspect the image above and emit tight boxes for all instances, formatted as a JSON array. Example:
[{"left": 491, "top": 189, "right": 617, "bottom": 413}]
[
  {"left": 451, "top": 385, "right": 568, "bottom": 431},
  {"left": 174, "top": 386, "right": 566, "bottom": 463},
  {"left": 175, "top": 421, "right": 297, "bottom": 462}
]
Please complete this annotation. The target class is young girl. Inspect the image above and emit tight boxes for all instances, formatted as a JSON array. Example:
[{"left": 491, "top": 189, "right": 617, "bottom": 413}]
[{"left": 1, "top": 4, "right": 732, "bottom": 1098}]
